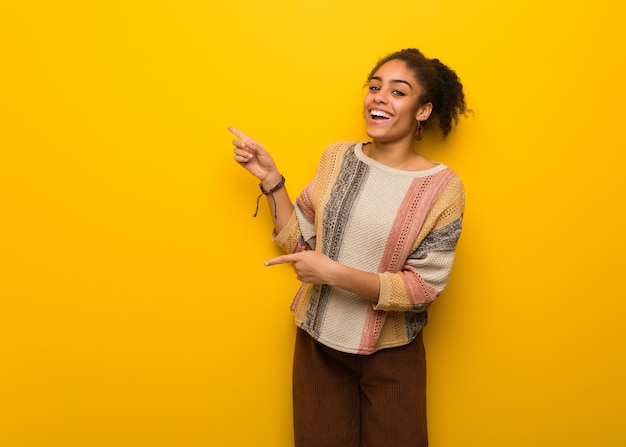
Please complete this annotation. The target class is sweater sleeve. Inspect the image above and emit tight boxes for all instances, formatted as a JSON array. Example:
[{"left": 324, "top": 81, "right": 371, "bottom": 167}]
[
  {"left": 272, "top": 176, "right": 318, "bottom": 253},
  {"left": 373, "top": 177, "right": 465, "bottom": 312},
  {"left": 272, "top": 142, "right": 349, "bottom": 254}
]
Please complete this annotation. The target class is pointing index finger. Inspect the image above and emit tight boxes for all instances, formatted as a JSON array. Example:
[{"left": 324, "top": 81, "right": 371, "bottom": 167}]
[
  {"left": 228, "top": 126, "right": 250, "bottom": 142},
  {"left": 264, "top": 255, "right": 294, "bottom": 266}
]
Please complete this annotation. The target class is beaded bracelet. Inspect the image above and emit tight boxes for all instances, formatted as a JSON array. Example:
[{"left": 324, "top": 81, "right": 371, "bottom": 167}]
[{"left": 254, "top": 175, "right": 286, "bottom": 219}]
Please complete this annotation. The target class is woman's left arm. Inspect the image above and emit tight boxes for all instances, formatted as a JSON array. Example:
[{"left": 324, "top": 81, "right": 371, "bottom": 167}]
[
  {"left": 265, "top": 192, "right": 464, "bottom": 308},
  {"left": 265, "top": 173, "right": 465, "bottom": 310},
  {"left": 264, "top": 212, "right": 461, "bottom": 309}
]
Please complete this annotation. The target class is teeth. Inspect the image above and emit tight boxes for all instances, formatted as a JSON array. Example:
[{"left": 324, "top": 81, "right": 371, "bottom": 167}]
[{"left": 371, "top": 110, "right": 392, "bottom": 119}]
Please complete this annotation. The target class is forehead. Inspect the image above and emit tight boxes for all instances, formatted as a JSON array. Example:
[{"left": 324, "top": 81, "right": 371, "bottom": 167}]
[{"left": 371, "top": 59, "right": 419, "bottom": 85}]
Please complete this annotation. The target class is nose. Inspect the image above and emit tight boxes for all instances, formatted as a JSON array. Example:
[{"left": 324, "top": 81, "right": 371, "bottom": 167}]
[{"left": 374, "top": 90, "right": 387, "bottom": 104}]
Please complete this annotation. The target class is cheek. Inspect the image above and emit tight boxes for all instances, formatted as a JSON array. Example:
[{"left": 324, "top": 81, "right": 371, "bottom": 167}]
[
  {"left": 362, "top": 98, "right": 371, "bottom": 117},
  {"left": 363, "top": 95, "right": 371, "bottom": 109},
  {"left": 407, "top": 104, "right": 421, "bottom": 122}
]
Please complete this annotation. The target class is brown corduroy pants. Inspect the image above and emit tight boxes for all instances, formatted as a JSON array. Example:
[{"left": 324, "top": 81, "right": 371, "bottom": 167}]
[{"left": 292, "top": 328, "right": 428, "bottom": 447}]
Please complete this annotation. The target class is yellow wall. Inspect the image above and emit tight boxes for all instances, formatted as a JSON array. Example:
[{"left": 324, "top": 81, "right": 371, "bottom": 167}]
[{"left": 1, "top": 1, "right": 625, "bottom": 446}]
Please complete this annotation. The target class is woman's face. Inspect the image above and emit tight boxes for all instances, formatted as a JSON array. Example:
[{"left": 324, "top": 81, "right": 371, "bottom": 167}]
[{"left": 363, "top": 59, "right": 431, "bottom": 144}]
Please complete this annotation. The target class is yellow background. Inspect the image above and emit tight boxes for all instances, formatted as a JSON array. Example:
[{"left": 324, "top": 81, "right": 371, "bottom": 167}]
[{"left": 1, "top": 1, "right": 625, "bottom": 446}]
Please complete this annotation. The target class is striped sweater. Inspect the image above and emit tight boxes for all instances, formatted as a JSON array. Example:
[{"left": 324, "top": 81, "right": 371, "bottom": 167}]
[{"left": 273, "top": 142, "right": 464, "bottom": 355}]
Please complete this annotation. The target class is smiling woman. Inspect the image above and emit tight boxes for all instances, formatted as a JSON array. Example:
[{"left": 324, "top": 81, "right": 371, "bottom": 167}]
[
  {"left": 231, "top": 48, "right": 470, "bottom": 447},
  {"left": 364, "top": 60, "right": 432, "bottom": 150},
  {"left": 2, "top": 0, "right": 625, "bottom": 445},
  {"left": 366, "top": 49, "right": 468, "bottom": 139}
]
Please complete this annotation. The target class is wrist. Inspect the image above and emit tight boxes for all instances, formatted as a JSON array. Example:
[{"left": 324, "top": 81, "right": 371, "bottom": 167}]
[
  {"left": 326, "top": 261, "right": 344, "bottom": 288},
  {"left": 261, "top": 172, "right": 283, "bottom": 190},
  {"left": 253, "top": 174, "right": 286, "bottom": 219}
]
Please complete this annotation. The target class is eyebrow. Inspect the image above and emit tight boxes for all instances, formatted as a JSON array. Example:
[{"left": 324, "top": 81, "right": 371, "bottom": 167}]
[{"left": 370, "top": 76, "right": 413, "bottom": 89}]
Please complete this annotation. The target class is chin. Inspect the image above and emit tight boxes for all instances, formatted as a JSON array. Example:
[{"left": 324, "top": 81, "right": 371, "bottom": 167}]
[
  {"left": 366, "top": 129, "right": 392, "bottom": 143},
  {"left": 365, "top": 125, "right": 385, "bottom": 140}
]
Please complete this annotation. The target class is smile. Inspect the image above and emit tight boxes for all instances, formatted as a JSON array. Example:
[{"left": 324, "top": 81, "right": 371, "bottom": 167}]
[{"left": 370, "top": 110, "right": 392, "bottom": 120}]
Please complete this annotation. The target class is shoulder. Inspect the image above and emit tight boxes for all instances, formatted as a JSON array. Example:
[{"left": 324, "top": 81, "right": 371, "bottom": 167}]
[
  {"left": 433, "top": 165, "right": 463, "bottom": 189},
  {"left": 316, "top": 141, "right": 359, "bottom": 173},
  {"left": 436, "top": 168, "right": 465, "bottom": 212},
  {"left": 425, "top": 166, "right": 465, "bottom": 208},
  {"left": 319, "top": 141, "right": 357, "bottom": 161},
  {"left": 442, "top": 168, "right": 464, "bottom": 191}
]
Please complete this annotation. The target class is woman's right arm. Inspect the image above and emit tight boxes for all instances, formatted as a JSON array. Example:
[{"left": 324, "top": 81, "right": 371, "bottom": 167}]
[{"left": 229, "top": 126, "right": 294, "bottom": 233}]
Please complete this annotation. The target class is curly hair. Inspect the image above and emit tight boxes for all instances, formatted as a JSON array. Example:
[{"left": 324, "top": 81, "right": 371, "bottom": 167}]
[{"left": 366, "top": 48, "right": 469, "bottom": 139}]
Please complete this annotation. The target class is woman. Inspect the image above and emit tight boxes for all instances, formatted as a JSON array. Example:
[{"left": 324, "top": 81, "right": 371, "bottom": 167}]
[{"left": 230, "top": 48, "right": 468, "bottom": 447}]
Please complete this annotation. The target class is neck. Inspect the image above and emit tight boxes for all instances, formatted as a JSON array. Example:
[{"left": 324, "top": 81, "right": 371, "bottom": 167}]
[{"left": 367, "top": 138, "right": 416, "bottom": 167}]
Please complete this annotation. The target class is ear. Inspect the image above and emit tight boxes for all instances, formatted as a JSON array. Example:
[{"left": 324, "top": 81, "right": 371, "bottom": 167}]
[{"left": 415, "top": 102, "right": 433, "bottom": 122}]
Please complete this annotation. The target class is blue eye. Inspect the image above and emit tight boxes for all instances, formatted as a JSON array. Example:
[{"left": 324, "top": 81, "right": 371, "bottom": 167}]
[
  {"left": 392, "top": 90, "right": 406, "bottom": 96},
  {"left": 369, "top": 85, "right": 380, "bottom": 92}
]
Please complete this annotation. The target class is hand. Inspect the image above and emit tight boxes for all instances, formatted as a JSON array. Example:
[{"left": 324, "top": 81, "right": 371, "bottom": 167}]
[
  {"left": 265, "top": 251, "right": 339, "bottom": 285},
  {"left": 229, "top": 126, "right": 280, "bottom": 183}
]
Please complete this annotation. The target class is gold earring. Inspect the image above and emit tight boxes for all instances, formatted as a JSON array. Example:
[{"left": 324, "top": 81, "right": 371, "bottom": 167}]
[{"left": 414, "top": 121, "right": 424, "bottom": 141}]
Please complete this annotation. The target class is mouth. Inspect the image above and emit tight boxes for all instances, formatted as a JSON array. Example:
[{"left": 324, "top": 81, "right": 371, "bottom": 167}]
[{"left": 370, "top": 109, "right": 393, "bottom": 121}]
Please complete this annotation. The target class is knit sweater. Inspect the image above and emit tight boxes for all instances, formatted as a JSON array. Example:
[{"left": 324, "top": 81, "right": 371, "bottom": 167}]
[{"left": 273, "top": 142, "right": 465, "bottom": 355}]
